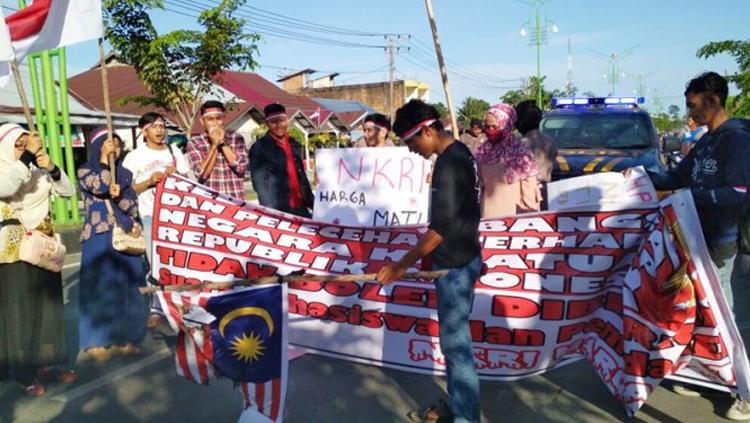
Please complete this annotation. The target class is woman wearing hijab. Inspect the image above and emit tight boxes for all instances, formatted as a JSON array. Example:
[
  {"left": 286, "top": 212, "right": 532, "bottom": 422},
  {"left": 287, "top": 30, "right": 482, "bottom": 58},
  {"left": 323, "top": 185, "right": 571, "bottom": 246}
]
[
  {"left": 77, "top": 128, "right": 146, "bottom": 363},
  {"left": 0, "top": 124, "right": 77, "bottom": 396},
  {"left": 475, "top": 103, "right": 542, "bottom": 218}
]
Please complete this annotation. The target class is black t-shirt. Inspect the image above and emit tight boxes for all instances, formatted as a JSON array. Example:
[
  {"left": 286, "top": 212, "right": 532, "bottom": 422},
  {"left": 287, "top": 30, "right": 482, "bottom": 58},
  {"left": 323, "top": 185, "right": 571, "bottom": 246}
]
[{"left": 428, "top": 141, "right": 481, "bottom": 268}]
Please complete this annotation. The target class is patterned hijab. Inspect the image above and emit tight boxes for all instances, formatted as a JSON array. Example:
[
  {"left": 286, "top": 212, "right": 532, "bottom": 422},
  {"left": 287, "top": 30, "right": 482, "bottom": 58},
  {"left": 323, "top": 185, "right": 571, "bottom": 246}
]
[
  {"left": 474, "top": 104, "right": 539, "bottom": 184},
  {"left": 80, "top": 126, "right": 136, "bottom": 231}
]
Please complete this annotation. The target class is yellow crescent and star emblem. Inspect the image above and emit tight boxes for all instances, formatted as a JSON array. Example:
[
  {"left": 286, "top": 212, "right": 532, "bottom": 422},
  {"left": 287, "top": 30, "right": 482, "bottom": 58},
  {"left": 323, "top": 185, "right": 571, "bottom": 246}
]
[{"left": 219, "top": 307, "right": 275, "bottom": 363}]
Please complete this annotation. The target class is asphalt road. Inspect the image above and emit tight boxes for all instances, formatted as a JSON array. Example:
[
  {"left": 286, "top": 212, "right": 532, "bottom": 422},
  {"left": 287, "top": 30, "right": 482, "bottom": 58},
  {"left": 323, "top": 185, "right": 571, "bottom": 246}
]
[{"left": 0, "top": 255, "right": 738, "bottom": 423}]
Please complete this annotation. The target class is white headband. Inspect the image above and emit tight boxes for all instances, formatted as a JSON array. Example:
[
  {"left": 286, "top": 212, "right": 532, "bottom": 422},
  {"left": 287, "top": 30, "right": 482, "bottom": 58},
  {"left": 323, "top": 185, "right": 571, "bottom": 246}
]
[
  {"left": 265, "top": 112, "right": 287, "bottom": 122},
  {"left": 400, "top": 119, "right": 437, "bottom": 142}
]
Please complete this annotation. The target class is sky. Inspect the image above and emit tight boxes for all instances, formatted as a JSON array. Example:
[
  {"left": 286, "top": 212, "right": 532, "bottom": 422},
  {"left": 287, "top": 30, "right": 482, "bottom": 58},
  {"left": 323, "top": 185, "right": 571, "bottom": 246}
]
[{"left": 2, "top": 0, "right": 747, "bottom": 115}]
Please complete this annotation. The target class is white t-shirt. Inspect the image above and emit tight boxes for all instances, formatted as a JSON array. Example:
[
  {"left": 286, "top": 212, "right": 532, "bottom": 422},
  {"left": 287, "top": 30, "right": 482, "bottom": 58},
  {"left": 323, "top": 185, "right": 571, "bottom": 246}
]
[{"left": 123, "top": 144, "right": 191, "bottom": 217}]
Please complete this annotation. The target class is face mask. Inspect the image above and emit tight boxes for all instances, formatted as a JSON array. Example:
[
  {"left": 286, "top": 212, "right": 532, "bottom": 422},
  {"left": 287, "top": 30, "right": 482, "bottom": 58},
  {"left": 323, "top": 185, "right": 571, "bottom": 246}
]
[{"left": 485, "top": 127, "right": 504, "bottom": 143}]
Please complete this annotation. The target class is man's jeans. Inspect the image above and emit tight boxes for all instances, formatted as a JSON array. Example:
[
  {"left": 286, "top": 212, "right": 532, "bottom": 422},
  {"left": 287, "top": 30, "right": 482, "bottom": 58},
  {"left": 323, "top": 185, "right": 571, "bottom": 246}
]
[
  {"left": 434, "top": 254, "right": 483, "bottom": 423},
  {"left": 710, "top": 242, "right": 737, "bottom": 309}
]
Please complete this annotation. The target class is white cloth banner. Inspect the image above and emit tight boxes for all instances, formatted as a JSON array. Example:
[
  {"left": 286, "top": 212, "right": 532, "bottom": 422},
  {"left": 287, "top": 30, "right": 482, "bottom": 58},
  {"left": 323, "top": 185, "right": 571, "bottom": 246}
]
[{"left": 313, "top": 147, "right": 432, "bottom": 227}]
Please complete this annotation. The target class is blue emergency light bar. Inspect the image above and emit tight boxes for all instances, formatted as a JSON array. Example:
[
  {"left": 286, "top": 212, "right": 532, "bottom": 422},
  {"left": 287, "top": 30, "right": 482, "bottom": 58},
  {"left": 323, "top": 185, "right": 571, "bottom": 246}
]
[{"left": 552, "top": 96, "right": 645, "bottom": 108}]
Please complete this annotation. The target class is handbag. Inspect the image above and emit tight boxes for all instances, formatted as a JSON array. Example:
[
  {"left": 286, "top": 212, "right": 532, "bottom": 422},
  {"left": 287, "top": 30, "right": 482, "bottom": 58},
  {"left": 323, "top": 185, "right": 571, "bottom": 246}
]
[
  {"left": 105, "top": 199, "right": 146, "bottom": 256},
  {"left": 18, "top": 229, "right": 67, "bottom": 273}
]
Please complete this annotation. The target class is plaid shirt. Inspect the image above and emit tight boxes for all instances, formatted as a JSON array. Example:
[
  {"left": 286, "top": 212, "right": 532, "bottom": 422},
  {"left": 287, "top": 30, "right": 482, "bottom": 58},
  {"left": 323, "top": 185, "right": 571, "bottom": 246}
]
[{"left": 186, "top": 131, "right": 248, "bottom": 200}]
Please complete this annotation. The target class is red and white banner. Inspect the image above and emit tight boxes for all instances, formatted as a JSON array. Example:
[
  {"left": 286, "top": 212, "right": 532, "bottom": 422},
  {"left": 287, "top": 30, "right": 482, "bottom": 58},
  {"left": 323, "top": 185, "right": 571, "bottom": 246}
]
[
  {"left": 1, "top": 0, "right": 102, "bottom": 68},
  {"left": 151, "top": 174, "right": 750, "bottom": 415}
]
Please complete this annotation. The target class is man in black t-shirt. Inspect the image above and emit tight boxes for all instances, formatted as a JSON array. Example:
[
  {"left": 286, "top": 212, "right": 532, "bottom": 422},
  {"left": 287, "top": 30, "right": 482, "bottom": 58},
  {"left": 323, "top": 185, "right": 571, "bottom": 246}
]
[{"left": 377, "top": 100, "right": 482, "bottom": 423}]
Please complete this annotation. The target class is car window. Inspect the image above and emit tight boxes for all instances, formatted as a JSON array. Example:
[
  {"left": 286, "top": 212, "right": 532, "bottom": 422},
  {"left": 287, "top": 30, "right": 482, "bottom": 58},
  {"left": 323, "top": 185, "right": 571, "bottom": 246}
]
[{"left": 540, "top": 114, "right": 653, "bottom": 149}]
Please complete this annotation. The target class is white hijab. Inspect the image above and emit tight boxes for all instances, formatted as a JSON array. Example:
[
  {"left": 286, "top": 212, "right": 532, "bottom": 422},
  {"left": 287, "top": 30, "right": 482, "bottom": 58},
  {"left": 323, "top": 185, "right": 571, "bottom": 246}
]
[{"left": 0, "top": 123, "right": 74, "bottom": 229}]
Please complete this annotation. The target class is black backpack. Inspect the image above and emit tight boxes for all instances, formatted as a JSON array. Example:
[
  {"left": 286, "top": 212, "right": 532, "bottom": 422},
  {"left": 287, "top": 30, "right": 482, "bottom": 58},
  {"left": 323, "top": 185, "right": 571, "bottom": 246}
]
[{"left": 734, "top": 118, "right": 750, "bottom": 254}]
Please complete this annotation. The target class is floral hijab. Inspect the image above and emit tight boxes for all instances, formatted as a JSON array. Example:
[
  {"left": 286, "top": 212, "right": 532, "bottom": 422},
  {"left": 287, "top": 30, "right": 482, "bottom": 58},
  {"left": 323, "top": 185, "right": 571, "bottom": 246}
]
[
  {"left": 79, "top": 126, "right": 137, "bottom": 231},
  {"left": 474, "top": 103, "right": 539, "bottom": 184}
]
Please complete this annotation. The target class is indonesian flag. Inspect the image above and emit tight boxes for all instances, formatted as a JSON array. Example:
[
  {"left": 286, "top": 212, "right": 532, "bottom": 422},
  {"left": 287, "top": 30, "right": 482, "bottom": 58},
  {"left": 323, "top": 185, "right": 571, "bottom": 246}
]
[
  {"left": 309, "top": 107, "right": 321, "bottom": 127},
  {"left": 0, "top": 11, "right": 13, "bottom": 87},
  {"left": 0, "top": 0, "right": 102, "bottom": 76}
]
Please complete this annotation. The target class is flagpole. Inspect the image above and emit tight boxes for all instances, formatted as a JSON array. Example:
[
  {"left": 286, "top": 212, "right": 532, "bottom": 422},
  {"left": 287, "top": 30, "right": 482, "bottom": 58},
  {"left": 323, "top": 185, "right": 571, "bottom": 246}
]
[
  {"left": 97, "top": 37, "right": 116, "bottom": 184},
  {"left": 138, "top": 270, "right": 449, "bottom": 294},
  {"left": 423, "top": 0, "right": 459, "bottom": 140},
  {"left": 10, "top": 59, "right": 36, "bottom": 133}
]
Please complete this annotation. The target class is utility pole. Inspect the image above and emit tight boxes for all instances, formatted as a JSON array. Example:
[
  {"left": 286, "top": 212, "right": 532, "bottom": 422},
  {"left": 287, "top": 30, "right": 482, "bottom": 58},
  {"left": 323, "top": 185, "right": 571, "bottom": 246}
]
[
  {"left": 424, "top": 0, "right": 459, "bottom": 139},
  {"left": 566, "top": 38, "right": 574, "bottom": 95},
  {"left": 591, "top": 45, "right": 639, "bottom": 96},
  {"left": 520, "top": 0, "right": 558, "bottom": 106},
  {"left": 385, "top": 35, "right": 400, "bottom": 121}
]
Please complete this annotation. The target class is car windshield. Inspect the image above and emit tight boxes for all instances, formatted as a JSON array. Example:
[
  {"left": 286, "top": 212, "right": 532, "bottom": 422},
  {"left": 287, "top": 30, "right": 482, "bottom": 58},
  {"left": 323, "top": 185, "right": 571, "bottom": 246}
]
[{"left": 540, "top": 113, "right": 654, "bottom": 149}]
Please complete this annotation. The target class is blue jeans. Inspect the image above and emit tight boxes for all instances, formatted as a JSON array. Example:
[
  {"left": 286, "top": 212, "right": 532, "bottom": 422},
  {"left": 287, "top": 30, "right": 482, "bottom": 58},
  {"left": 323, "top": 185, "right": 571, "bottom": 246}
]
[
  {"left": 434, "top": 254, "right": 483, "bottom": 423},
  {"left": 709, "top": 242, "right": 736, "bottom": 309}
]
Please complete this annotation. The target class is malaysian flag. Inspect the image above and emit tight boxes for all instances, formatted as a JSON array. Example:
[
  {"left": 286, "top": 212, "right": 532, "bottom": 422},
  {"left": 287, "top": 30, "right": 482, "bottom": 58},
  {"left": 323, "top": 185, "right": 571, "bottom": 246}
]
[{"left": 158, "top": 285, "right": 288, "bottom": 422}]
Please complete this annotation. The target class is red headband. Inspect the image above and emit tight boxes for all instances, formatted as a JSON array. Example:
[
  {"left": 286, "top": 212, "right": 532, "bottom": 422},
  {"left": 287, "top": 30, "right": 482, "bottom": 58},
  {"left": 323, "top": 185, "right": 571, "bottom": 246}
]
[
  {"left": 364, "top": 121, "right": 390, "bottom": 132},
  {"left": 399, "top": 119, "right": 437, "bottom": 142}
]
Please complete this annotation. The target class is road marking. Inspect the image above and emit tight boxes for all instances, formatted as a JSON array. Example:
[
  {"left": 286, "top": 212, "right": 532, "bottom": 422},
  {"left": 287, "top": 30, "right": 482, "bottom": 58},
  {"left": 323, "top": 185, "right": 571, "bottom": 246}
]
[
  {"left": 50, "top": 347, "right": 172, "bottom": 403},
  {"left": 63, "top": 253, "right": 82, "bottom": 270}
]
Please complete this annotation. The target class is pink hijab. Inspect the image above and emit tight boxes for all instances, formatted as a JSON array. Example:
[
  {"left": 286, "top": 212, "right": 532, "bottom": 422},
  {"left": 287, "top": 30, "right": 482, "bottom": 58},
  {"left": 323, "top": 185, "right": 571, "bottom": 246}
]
[{"left": 474, "top": 103, "right": 539, "bottom": 184}]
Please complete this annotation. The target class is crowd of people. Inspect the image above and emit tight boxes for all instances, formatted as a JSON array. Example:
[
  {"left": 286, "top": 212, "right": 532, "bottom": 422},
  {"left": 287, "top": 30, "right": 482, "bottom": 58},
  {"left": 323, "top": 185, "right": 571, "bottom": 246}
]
[{"left": 0, "top": 71, "right": 749, "bottom": 423}]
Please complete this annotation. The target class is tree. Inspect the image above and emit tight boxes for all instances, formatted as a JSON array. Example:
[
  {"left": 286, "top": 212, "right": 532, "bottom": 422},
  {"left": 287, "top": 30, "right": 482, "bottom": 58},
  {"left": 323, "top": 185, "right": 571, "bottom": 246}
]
[
  {"left": 104, "top": 0, "right": 259, "bottom": 134},
  {"left": 457, "top": 97, "right": 490, "bottom": 127},
  {"left": 431, "top": 102, "right": 448, "bottom": 119},
  {"left": 668, "top": 104, "right": 680, "bottom": 120},
  {"left": 697, "top": 39, "right": 750, "bottom": 117},
  {"left": 500, "top": 76, "right": 560, "bottom": 110}
]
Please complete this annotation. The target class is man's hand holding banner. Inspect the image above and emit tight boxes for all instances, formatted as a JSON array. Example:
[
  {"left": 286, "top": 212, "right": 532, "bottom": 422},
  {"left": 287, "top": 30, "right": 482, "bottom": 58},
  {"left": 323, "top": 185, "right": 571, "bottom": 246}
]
[{"left": 152, "top": 172, "right": 750, "bottom": 417}]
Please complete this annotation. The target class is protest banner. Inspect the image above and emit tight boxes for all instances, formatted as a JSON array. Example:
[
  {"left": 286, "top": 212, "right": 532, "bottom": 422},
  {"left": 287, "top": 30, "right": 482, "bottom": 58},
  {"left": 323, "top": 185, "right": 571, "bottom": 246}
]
[
  {"left": 547, "top": 166, "right": 658, "bottom": 211},
  {"left": 151, "top": 174, "right": 750, "bottom": 415},
  {"left": 313, "top": 147, "right": 432, "bottom": 226}
]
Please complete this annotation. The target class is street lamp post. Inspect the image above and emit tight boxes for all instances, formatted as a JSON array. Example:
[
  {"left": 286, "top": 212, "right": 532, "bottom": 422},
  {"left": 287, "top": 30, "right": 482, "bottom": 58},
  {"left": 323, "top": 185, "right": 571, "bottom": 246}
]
[{"left": 519, "top": 0, "right": 558, "bottom": 107}]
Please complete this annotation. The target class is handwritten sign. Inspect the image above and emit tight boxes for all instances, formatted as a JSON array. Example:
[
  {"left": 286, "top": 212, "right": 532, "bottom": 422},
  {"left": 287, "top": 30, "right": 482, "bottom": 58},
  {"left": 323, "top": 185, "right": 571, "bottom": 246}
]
[
  {"left": 547, "top": 166, "right": 658, "bottom": 211},
  {"left": 313, "top": 147, "right": 432, "bottom": 227}
]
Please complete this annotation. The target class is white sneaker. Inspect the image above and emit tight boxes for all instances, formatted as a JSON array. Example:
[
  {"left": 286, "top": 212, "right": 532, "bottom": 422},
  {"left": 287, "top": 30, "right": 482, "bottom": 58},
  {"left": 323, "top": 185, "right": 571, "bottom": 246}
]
[
  {"left": 669, "top": 383, "right": 701, "bottom": 397},
  {"left": 726, "top": 398, "right": 750, "bottom": 421}
]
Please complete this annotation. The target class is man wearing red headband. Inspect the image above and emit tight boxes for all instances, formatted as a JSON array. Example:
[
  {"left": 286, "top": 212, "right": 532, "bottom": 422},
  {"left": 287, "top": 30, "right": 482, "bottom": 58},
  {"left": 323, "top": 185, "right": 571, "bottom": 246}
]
[
  {"left": 185, "top": 100, "right": 248, "bottom": 200},
  {"left": 354, "top": 113, "right": 394, "bottom": 148},
  {"left": 249, "top": 103, "right": 314, "bottom": 217}
]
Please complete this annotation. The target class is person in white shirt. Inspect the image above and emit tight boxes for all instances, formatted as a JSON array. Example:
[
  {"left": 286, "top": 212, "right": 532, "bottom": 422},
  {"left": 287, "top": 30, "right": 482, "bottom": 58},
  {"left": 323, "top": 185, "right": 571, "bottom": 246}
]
[{"left": 122, "top": 112, "right": 190, "bottom": 327}]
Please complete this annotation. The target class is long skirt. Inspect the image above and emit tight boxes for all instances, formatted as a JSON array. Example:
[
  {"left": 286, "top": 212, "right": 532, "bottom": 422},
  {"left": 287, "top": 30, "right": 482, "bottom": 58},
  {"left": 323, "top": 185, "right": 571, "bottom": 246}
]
[
  {"left": 0, "top": 261, "right": 68, "bottom": 384},
  {"left": 78, "top": 231, "right": 147, "bottom": 350}
]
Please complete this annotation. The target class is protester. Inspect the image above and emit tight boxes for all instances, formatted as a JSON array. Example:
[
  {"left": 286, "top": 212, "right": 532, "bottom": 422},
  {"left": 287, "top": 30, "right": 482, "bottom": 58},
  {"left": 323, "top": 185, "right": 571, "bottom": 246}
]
[
  {"left": 475, "top": 103, "right": 541, "bottom": 218},
  {"left": 77, "top": 129, "right": 147, "bottom": 363},
  {"left": 377, "top": 99, "right": 482, "bottom": 423},
  {"left": 0, "top": 124, "right": 77, "bottom": 396},
  {"left": 249, "top": 103, "right": 314, "bottom": 217},
  {"left": 354, "top": 113, "right": 395, "bottom": 148},
  {"left": 516, "top": 99, "right": 558, "bottom": 183},
  {"left": 185, "top": 100, "right": 248, "bottom": 200},
  {"left": 123, "top": 112, "right": 191, "bottom": 328},
  {"left": 634, "top": 72, "right": 750, "bottom": 421},
  {"left": 681, "top": 116, "right": 708, "bottom": 155},
  {"left": 459, "top": 118, "right": 485, "bottom": 155}
]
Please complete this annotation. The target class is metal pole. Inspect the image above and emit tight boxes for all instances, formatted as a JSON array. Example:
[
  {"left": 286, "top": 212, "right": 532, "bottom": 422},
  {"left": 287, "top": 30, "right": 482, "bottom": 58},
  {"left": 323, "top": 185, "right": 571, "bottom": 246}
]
[
  {"left": 58, "top": 48, "right": 80, "bottom": 223},
  {"left": 40, "top": 50, "right": 68, "bottom": 222},
  {"left": 535, "top": 9, "right": 542, "bottom": 106},
  {"left": 27, "top": 55, "right": 47, "bottom": 141},
  {"left": 424, "top": 0, "right": 459, "bottom": 140}
]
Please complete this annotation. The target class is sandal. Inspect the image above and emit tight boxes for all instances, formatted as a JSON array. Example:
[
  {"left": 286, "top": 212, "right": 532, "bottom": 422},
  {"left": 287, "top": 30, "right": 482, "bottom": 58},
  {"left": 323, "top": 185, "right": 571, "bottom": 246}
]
[
  {"left": 21, "top": 383, "right": 45, "bottom": 397},
  {"left": 114, "top": 343, "right": 142, "bottom": 357},
  {"left": 407, "top": 399, "right": 454, "bottom": 422},
  {"left": 38, "top": 368, "right": 79, "bottom": 384},
  {"left": 85, "top": 347, "right": 112, "bottom": 363},
  {"left": 146, "top": 314, "right": 165, "bottom": 329}
]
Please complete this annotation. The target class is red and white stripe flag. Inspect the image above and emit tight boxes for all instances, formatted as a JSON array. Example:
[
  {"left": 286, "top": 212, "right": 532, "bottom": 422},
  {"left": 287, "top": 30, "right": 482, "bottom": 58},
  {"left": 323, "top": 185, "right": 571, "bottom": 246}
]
[
  {"left": 0, "top": 0, "right": 102, "bottom": 85},
  {"left": 0, "top": 10, "right": 13, "bottom": 87}
]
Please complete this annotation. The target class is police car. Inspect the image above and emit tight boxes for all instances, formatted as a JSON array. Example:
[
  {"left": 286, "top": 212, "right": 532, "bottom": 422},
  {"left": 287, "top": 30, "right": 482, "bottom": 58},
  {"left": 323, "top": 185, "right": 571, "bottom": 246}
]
[{"left": 540, "top": 97, "right": 666, "bottom": 180}]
